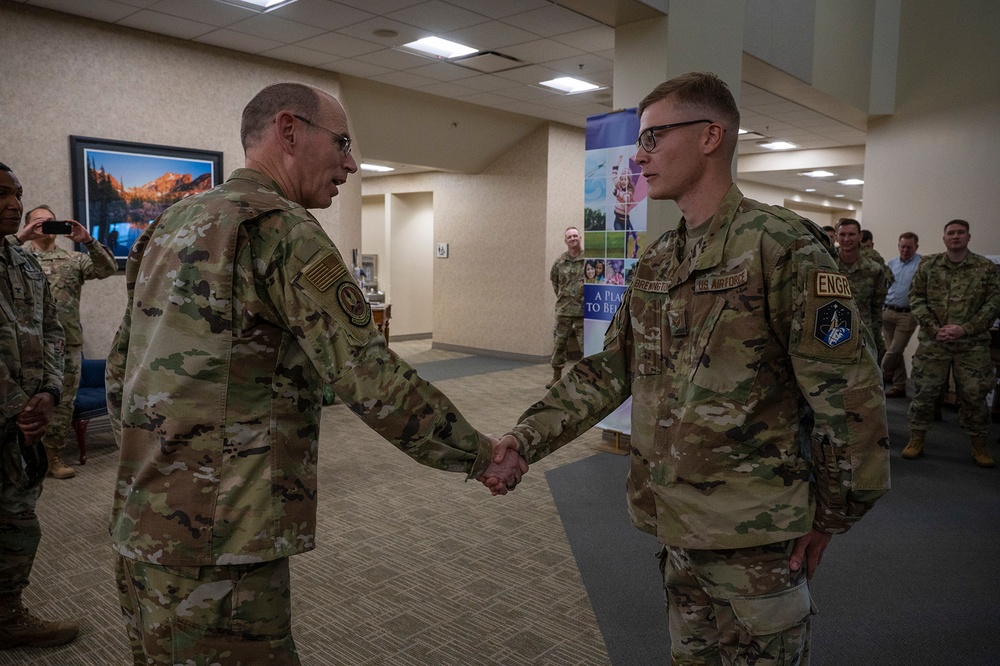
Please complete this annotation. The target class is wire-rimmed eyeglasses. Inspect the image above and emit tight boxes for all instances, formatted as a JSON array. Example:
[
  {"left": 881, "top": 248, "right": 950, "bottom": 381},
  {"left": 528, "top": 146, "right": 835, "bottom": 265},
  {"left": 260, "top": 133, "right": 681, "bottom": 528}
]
[
  {"left": 292, "top": 114, "right": 352, "bottom": 155},
  {"left": 636, "top": 119, "right": 713, "bottom": 152}
]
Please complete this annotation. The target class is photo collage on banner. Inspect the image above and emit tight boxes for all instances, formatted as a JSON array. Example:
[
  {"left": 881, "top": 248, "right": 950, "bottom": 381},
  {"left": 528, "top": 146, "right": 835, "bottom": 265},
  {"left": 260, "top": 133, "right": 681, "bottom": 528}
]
[{"left": 584, "top": 109, "right": 646, "bottom": 435}]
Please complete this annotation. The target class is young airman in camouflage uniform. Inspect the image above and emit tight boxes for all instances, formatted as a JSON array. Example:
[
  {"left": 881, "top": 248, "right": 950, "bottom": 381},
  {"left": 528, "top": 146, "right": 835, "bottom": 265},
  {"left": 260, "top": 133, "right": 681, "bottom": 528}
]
[
  {"left": 0, "top": 162, "right": 78, "bottom": 650},
  {"left": 13, "top": 206, "right": 116, "bottom": 478},
  {"left": 493, "top": 73, "right": 890, "bottom": 665},
  {"left": 548, "top": 226, "right": 585, "bottom": 387},
  {"left": 903, "top": 219, "right": 1000, "bottom": 466},
  {"left": 836, "top": 219, "right": 889, "bottom": 362},
  {"left": 107, "top": 84, "right": 524, "bottom": 665}
]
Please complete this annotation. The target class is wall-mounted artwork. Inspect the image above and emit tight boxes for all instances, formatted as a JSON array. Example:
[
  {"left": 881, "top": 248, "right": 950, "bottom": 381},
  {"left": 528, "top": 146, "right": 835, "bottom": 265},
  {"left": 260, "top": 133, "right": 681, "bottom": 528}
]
[{"left": 70, "top": 136, "right": 223, "bottom": 269}]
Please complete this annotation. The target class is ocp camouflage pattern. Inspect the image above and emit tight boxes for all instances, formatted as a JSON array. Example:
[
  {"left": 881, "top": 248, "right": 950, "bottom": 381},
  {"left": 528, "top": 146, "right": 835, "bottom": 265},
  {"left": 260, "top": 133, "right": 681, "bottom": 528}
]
[
  {"left": 107, "top": 169, "right": 493, "bottom": 567},
  {"left": 837, "top": 251, "right": 888, "bottom": 359},
  {"left": 550, "top": 251, "right": 585, "bottom": 317},
  {"left": 507, "top": 186, "right": 890, "bottom": 549}
]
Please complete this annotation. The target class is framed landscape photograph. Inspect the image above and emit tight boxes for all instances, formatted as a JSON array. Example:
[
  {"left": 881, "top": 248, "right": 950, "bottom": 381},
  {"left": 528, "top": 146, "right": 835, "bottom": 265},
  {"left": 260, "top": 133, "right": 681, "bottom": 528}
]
[{"left": 70, "top": 136, "right": 223, "bottom": 268}]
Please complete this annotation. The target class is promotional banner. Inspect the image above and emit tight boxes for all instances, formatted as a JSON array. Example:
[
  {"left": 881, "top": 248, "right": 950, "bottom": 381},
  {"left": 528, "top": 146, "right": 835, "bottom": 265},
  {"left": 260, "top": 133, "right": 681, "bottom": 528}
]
[{"left": 583, "top": 110, "right": 648, "bottom": 437}]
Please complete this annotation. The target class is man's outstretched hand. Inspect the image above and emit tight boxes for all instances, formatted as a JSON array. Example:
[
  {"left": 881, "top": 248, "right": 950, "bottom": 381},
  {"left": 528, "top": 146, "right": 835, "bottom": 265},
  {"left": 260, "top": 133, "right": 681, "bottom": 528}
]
[{"left": 480, "top": 434, "right": 528, "bottom": 496}]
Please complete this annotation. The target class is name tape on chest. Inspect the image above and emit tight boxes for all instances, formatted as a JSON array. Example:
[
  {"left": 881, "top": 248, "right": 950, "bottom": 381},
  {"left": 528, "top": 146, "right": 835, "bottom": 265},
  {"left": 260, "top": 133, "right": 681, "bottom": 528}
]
[
  {"left": 632, "top": 278, "right": 671, "bottom": 293},
  {"left": 814, "top": 271, "right": 852, "bottom": 299},
  {"left": 694, "top": 269, "right": 748, "bottom": 293}
]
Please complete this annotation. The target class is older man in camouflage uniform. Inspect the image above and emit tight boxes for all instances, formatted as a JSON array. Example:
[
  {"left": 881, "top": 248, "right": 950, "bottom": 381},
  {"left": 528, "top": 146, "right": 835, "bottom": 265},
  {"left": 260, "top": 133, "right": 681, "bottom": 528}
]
[
  {"left": 0, "top": 162, "right": 79, "bottom": 649},
  {"left": 547, "top": 226, "right": 585, "bottom": 388},
  {"left": 836, "top": 219, "right": 888, "bottom": 362},
  {"left": 903, "top": 219, "right": 1000, "bottom": 467},
  {"left": 107, "top": 84, "right": 524, "bottom": 665},
  {"left": 493, "top": 73, "right": 890, "bottom": 665},
  {"left": 13, "top": 206, "right": 116, "bottom": 479}
]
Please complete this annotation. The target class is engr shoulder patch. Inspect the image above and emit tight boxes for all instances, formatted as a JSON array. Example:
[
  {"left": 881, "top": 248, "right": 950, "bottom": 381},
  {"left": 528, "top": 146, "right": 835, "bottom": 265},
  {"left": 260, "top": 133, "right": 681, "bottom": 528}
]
[
  {"left": 814, "top": 300, "right": 853, "bottom": 348},
  {"left": 814, "top": 271, "right": 852, "bottom": 298},
  {"left": 336, "top": 281, "right": 372, "bottom": 327}
]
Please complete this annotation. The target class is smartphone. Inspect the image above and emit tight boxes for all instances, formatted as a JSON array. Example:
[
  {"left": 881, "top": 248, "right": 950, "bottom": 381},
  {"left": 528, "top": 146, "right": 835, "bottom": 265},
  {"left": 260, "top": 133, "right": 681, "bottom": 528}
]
[{"left": 41, "top": 220, "right": 73, "bottom": 235}]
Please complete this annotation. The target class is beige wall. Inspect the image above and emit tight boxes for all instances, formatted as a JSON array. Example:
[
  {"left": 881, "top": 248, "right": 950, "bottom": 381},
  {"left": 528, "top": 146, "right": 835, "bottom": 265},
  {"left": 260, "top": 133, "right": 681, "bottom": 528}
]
[
  {"left": 0, "top": 3, "right": 360, "bottom": 358},
  {"left": 386, "top": 192, "right": 434, "bottom": 337}
]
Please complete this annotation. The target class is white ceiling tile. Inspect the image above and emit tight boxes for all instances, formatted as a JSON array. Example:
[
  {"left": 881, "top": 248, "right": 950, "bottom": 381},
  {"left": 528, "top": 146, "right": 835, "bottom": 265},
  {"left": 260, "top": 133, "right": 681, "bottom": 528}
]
[
  {"left": 406, "top": 61, "right": 478, "bottom": 82},
  {"left": 543, "top": 53, "right": 613, "bottom": 76},
  {"left": 117, "top": 10, "right": 215, "bottom": 39},
  {"left": 551, "top": 25, "right": 615, "bottom": 52},
  {"left": 494, "top": 84, "right": 554, "bottom": 102},
  {"left": 335, "top": 16, "right": 427, "bottom": 44},
  {"left": 333, "top": 0, "right": 424, "bottom": 13},
  {"left": 259, "top": 44, "right": 340, "bottom": 67},
  {"left": 296, "top": 32, "right": 383, "bottom": 57},
  {"left": 455, "top": 91, "right": 518, "bottom": 106},
  {"left": 268, "top": 0, "right": 374, "bottom": 31},
  {"left": 369, "top": 70, "right": 439, "bottom": 89},
  {"left": 227, "top": 13, "right": 328, "bottom": 43},
  {"left": 416, "top": 81, "right": 478, "bottom": 98},
  {"left": 501, "top": 4, "right": 600, "bottom": 37},
  {"left": 355, "top": 47, "right": 432, "bottom": 69},
  {"left": 194, "top": 28, "right": 284, "bottom": 54},
  {"left": 502, "top": 38, "right": 583, "bottom": 64},
  {"left": 26, "top": 0, "right": 138, "bottom": 21},
  {"left": 443, "top": 19, "right": 537, "bottom": 51},
  {"left": 441, "top": 0, "right": 548, "bottom": 20},
  {"left": 452, "top": 74, "right": 521, "bottom": 92},
  {"left": 145, "top": 0, "right": 254, "bottom": 27},
  {"left": 387, "top": 0, "right": 489, "bottom": 33},
  {"left": 114, "top": 0, "right": 160, "bottom": 7},
  {"left": 494, "top": 63, "right": 562, "bottom": 85}
]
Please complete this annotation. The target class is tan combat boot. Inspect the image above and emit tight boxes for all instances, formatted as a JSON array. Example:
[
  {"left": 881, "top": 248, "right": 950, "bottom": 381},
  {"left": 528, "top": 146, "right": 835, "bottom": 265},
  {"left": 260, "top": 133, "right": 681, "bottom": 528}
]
[
  {"left": 0, "top": 593, "right": 79, "bottom": 649},
  {"left": 46, "top": 450, "right": 75, "bottom": 479},
  {"left": 545, "top": 367, "right": 562, "bottom": 389},
  {"left": 970, "top": 436, "right": 995, "bottom": 468},
  {"left": 901, "top": 430, "right": 926, "bottom": 459}
]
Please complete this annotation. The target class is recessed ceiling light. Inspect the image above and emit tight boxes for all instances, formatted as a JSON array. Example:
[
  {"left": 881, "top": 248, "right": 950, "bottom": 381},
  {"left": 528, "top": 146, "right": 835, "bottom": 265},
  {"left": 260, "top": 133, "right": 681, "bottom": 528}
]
[
  {"left": 837, "top": 178, "right": 864, "bottom": 186},
  {"left": 760, "top": 141, "right": 798, "bottom": 150},
  {"left": 800, "top": 170, "right": 835, "bottom": 178},
  {"left": 835, "top": 194, "right": 846, "bottom": 198},
  {"left": 739, "top": 128, "right": 748, "bottom": 135},
  {"left": 805, "top": 188, "right": 816, "bottom": 192},
  {"left": 361, "top": 163, "right": 394, "bottom": 172},
  {"left": 402, "top": 36, "right": 477, "bottom": 59},
  {"left": 539, "top": 77, "right": 602, "bottom": 94},
  {"left": 217, "top": 0, "right": 298, "bottom": 10}
]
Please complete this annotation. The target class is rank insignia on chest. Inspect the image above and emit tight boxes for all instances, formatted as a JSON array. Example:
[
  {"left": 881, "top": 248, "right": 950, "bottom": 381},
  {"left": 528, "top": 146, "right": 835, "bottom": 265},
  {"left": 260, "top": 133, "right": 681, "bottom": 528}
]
[
  {"left": 814, "top": 301, "right": 853, "bottom": 348},
  {"left": 337, "top": 281, "right": 372, "bottom": 327}
]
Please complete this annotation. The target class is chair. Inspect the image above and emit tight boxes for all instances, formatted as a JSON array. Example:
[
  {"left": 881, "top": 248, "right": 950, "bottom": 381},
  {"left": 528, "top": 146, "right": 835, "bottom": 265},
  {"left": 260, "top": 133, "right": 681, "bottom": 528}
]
[{"left": 71, "top": 356, "right": 108, "bottom": 465}]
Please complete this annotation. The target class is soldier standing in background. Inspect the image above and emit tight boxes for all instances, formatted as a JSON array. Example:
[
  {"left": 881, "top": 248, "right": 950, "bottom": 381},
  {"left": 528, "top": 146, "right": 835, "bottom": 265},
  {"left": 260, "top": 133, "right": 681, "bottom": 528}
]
[
  {"left": 903, "top": 219, "right": 1000, "bottom": 466},
  {"left": 14, "top": 206, "right": 116, "bottom": 478},
  {"left": 107, "top": 83, "right": 524, "bottom": 665},
  {"left": 547, "top": 226, "right": 585, "bottom": 388},
  {"left": 0, "top": 162, "right": 78, "bottom": 649},
  {"left": 836, "top": 218, "right": 889, "bottom": 362},
  {"left": 492, "top": 72, "right": 890, "bottom": 664}
]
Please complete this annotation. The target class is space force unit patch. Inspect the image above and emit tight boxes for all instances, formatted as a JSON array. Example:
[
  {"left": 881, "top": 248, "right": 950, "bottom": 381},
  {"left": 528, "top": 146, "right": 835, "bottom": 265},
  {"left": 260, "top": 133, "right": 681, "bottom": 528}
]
[{"left": 814, "top": 300, "right": 853, "bottom": 348}]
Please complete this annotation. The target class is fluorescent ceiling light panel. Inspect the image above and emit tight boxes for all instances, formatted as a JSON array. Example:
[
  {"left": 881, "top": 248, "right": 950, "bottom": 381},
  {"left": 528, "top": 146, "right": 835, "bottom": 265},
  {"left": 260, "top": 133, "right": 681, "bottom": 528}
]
[
  {"left": 760, "top": 141, "right": 797, "bottom": 150},
  {"left": 539, "top": 77, "right": 601, "bottom": 94},
  {"left": 801, "top": 170, "right": 835, "bottom": 178},
  {"left": 838, "top": 178, "right": 864, "bottom": 185},
  {"left": 403, "top": 36, "right": 477, "bottom": 59},
  {"left": 805, "top": 188, "right": 816, "bottom": 192},
  {"left": 219, "top": 0, "right": 298, "bottom": 9},
  {"left": 361, "top": 163, "right": 394, "bottom": 172}
]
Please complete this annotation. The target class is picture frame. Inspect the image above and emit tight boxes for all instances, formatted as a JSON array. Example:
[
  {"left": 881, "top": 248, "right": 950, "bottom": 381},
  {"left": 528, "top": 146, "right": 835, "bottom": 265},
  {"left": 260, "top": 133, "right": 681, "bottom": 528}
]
[{"left": 70, "top": 136, "right": 223, "bottom": 269}]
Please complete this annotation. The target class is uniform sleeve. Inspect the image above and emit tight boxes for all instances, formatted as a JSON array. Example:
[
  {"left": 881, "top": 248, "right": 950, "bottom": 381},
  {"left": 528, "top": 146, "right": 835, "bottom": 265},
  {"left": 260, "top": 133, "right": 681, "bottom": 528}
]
[
  {"left": 506, "top": 286, "right": 634, "bottom": 464},
  {"left": 961, "top": 261, "right": 1000, "bottom": 336},
  {"left": 872, "top": 264, "right": 888, "bottom": 356},
  {"left": 550, "top": 259, "right": 559, "bottom": 295},
  {"left": 908, "top": 260, "right": 936, "bottom": 335},
  {"left": 39, "top": 275, "right": 65, "bottom": 394},
  {"left": 768, "top": 234, "right": 890, "bottom": 534},
  {"left": 81, "top": 239, "right": 118, "bottom": 279},
  {"left": 270, "top": 224, "right": 494, "bottom": 479}
]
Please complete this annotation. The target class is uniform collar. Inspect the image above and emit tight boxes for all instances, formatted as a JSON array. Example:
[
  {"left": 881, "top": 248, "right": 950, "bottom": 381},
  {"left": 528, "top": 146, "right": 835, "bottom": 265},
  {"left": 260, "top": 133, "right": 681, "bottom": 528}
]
[{"left": 227, "top": 168, "right": 288, "bottom": 200}]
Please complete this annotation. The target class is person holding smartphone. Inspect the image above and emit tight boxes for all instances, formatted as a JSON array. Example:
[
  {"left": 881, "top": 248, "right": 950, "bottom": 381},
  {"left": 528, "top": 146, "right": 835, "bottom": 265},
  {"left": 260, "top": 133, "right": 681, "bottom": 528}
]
[{"left": 12, "top": 207, "right": 116, "bottom": 479}]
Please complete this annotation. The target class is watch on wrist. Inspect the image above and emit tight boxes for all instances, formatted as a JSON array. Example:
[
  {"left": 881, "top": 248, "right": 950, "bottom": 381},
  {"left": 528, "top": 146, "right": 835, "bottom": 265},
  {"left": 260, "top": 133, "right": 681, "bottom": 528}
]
[{"left": 38, "top": 386, "right": 61, "bottom": 406}]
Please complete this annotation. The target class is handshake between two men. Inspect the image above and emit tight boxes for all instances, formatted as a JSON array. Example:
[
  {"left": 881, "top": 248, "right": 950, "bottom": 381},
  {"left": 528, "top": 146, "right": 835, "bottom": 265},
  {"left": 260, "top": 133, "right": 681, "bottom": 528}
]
[{"left": 479, "top": 434, "right": 528, "bottom": 496}]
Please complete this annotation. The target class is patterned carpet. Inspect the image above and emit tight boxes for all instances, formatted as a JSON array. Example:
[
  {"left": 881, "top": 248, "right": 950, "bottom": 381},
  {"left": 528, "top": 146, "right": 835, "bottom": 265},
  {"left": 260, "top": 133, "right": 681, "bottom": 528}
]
[{"left": 5, "top": 340, "right": 612, "bottom": 666}]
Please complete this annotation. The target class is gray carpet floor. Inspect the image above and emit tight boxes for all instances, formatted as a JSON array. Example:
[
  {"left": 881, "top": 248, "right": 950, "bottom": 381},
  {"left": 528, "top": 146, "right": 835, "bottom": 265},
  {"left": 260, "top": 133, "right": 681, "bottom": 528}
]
[{"left": 5, "top": 339, "right": 1000, "bottom": 665}]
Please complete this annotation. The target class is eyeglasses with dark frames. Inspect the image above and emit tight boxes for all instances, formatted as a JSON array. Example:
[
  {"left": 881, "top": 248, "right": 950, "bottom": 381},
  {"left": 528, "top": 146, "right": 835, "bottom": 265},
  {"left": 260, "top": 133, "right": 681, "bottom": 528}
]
[
  {"left": 636, "top": 119, "right": 713, "bottom": 152},
  {"left": 292, "top": 114, "right": 352, "bottom": 155}
]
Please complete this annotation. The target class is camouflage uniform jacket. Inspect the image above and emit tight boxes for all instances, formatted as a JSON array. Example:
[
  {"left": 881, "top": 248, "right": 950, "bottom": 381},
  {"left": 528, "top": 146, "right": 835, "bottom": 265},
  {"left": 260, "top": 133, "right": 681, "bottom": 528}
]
[
  {"left": 0, "top": 236, "right": 64, "bottom": 423},
  {"left": 20, "top": 239, "right": 116, "bottom": 346},
  {"left": 507, "top": 186, "right": 890, "bottom": 549},
  {"left": 837, "top": 252, "right": 888, "bottom": 349},
  {"left": 861, "top": 246, "right": 893, "bottom": 287},
  {"left": 107, "top": 168, "right": 494, "bottom": 567},
  {"left": 550, "top": 252, "right": 585, "bottom": 317},
  {"left": 910, "top": 250, "right": 1000, "bottom": 345}
]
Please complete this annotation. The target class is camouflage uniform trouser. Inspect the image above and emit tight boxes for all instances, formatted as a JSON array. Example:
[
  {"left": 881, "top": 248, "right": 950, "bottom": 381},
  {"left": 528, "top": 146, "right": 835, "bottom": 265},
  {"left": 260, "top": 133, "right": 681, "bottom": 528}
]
[
  {"left": 551, "top": 315, "right": 584, "bottom": 369},
  {"left": 41, "top": 344, "right": 81, "bottom": 457},
  {"left": 880, "top": 310, "right": 917, "bottom": 392},
  {"left": 659, "top": 540, "right": 813, "bottom": 666},
  {"left": 908, "top": 339, "right": 994, "bottom": 436},
  {"left": 0, "top": 461, "right": 42, "bottom": 597},
  {"left": 115, "top": 555, "right": 300, "bottom": 665}
]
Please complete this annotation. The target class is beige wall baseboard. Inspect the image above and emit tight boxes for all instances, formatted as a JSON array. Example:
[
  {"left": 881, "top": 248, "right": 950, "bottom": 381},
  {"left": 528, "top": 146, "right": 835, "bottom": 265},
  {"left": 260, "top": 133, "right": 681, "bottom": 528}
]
[
  {"left": 390, "top": 332, "right": 433, "bottom": 342},
  {"left": 432, "top": 342, "right": 548, "bottom": 365}
]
